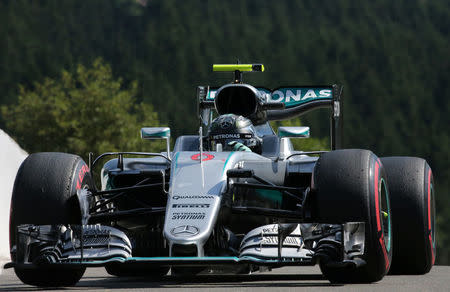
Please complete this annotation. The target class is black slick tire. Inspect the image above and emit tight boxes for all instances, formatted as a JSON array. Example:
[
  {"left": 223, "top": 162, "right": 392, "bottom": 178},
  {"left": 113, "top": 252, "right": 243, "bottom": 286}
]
[
  {"left": 9, "top": 152, "right": 93, "bottom": 287},
  {"left": 381, "top": 157, "right": 436, "bottom": 274},
  {"left": 313, "top": 149, "right": 392, "bottom": 283}
]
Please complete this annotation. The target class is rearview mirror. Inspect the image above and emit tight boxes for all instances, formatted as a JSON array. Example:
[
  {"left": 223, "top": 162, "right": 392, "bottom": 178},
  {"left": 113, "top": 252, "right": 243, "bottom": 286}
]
[
  {"left": 141, "top": 127, "right": 171, "bottom": 158},
  {"left": 141, "top": 127, "right": 170, "bottom": 139},
  {"left": 277, "top": 126, "right": 310, "bottom": 138}
]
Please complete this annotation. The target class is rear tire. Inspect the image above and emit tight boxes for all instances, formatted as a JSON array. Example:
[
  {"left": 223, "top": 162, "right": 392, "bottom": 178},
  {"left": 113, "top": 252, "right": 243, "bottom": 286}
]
[
  {"left": 10, "top": 152, "right": 92, "bottom": 287},
  {"left": 313, "top": 149, "right": 392, "bottom": 283},
  {"left": 381, "top": 157, "right": 435, "bottom": 274}
]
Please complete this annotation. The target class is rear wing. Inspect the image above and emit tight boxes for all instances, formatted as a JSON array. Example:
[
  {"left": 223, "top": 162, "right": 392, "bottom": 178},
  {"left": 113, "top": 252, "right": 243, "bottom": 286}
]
[{"left": 197, "top": 84, "right": 343, "bottom": 150}]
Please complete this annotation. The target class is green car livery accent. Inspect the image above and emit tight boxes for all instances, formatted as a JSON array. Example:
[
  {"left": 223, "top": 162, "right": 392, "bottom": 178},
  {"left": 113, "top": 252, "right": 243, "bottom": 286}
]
[{"left": 206, "top": 87, "right": 332, "bottom": 109}]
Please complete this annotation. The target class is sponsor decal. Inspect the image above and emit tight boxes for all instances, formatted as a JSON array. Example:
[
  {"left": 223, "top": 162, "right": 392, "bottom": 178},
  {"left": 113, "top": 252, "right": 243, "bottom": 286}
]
[
  {"left": 212, "top": 133, "right": 239, "bottom": 139},
  {"left": 76, "top": 164, "right": 89, "bottom": 190},
  {"left": 333, "top": 100, "right": 340, "bottom": 117},
  {"left": 261, "top": 236, "right": 300, "bottom": 245},
  {"left": 170, "top": 225, "right": 199, "bottom": 237},
  {"left": 191, "top": 153, "right": 214, "bottom": 161},
  {"left": 262, "top": 226, "right": 278, "bottom": 233},
  {"left": 207, "top": 87, "right": 332, "bottom": 108},
  {"left": 269, "top": 88, "right": 331, "bottom": 104},
  {"left": 220, "top": 117, "right": 233, "bottom": 129},
  {"left": 374, "top": 160, "right": 390, "bottom": 270},
  {"left": 172, "top": 203, "right": 210, "bottom": 208},
  {"left": 211, "top": 133, "right": 252, "bottom": 140},
  {"left": 172, "top": 195, "right": 214, "bottom": 200},
  {"left": 172, "top": 212, "right": 206, "bottom": 220}
]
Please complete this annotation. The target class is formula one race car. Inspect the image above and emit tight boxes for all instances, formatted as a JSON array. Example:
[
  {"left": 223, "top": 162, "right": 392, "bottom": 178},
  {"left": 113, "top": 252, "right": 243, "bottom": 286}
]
[{"left": 6, "top": 64, "right": 436, "bottom": 286}]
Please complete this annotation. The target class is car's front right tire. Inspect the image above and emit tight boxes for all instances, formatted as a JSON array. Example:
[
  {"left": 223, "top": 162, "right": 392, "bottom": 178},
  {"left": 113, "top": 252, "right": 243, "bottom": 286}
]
[{"left": 10, "top": 152, "right": 92, "bottom": 287}]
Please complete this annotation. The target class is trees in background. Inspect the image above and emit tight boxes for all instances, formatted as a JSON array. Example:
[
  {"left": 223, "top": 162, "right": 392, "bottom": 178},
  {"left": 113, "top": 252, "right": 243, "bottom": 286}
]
[
  {"left": 0, "top": 0, "right": 448, "bottom": 264},
  {"left": 1, "top": 59, "right": 161, "bottom": 160}
]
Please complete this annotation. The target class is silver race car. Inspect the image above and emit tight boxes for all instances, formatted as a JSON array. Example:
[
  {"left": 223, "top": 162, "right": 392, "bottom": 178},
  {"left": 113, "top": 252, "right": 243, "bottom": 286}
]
[{"left": 6, "top": 64, "right": 436, "bottom": 286}]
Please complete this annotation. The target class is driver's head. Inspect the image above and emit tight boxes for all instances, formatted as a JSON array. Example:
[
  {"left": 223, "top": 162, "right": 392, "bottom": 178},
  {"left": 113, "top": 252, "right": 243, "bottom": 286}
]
[{"left": 207, "top": 114, "right": 261, "bottom": 153}]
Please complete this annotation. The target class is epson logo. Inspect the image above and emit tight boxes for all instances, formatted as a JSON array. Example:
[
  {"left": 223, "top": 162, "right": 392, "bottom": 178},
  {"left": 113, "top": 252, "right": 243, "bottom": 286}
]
[
  {"left": 172, "top": 203, "right": 210, "bottom": 208},
  {"left": 172, "top": 195, "right": 214, "bottom": 200}
]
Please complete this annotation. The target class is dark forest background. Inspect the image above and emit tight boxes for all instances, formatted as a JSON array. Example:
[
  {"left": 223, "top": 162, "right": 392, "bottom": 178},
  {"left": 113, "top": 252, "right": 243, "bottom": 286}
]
[{"left": 0, "top": 0, "right": 448, "bottom": 264}]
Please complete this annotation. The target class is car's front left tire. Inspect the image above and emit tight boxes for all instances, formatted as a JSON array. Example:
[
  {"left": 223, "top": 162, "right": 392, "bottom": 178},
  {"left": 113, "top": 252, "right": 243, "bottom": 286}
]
[{"left": 312, "top": 149, "right": 392, "bottom": 283}]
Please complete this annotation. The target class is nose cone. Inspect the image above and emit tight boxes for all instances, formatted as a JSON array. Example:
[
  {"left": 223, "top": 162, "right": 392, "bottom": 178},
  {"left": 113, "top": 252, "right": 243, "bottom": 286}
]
[{"left": 164, "top": 152, "right": 231, "bottom": 256}]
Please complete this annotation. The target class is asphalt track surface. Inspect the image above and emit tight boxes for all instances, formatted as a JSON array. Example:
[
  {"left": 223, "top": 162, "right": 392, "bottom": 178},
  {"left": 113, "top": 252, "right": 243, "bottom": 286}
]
[{"left": 1, "top": 265, "right": 449, "bottom": 291}]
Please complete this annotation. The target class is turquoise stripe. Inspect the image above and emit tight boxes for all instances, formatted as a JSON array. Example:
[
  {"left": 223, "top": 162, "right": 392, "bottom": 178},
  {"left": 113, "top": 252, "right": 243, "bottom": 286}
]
[
  {"left": 65, "top": 256, "right": 294, "bottom": 266},
  {"left": 222, "top": 152, "right": 234, "bottom": 175},
  {"left": 173, "top": 152, "right": 180, "bottom": 171},
  {"left": 130, "top": 256, "right": 240, "bottom": 261}
]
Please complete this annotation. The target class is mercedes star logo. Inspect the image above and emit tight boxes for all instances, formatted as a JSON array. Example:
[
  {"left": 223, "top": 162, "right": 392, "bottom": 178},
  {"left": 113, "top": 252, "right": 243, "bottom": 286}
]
[
  {"left": 170, "top": 225, "right": 199, "bottom": 237},
  {"left": 220, "top": 117, "right": 233, "bottom": 129}
]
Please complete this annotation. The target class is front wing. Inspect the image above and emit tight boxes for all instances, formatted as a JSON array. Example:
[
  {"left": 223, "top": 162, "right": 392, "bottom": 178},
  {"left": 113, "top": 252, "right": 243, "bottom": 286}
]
[{"left": 5, "top": 222, "right": 365, "bottom": 271}]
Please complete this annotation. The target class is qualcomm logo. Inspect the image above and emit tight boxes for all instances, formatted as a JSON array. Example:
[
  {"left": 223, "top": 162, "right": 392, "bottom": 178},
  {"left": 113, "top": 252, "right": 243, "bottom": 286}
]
[{"left": 170, "top": 225, "right": 199, "bottom": 237}]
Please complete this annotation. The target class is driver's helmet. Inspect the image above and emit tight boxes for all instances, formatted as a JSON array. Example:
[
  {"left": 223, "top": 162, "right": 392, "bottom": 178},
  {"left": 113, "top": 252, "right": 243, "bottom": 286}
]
[{"left": 207, "top": 114, "right": 261, "bottom": 152}]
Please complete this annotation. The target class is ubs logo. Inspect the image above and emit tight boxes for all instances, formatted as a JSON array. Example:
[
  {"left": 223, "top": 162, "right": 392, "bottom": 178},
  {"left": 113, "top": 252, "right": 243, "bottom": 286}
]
[{"left": 170, "top": 225, "right": 199, "bottom": 237}]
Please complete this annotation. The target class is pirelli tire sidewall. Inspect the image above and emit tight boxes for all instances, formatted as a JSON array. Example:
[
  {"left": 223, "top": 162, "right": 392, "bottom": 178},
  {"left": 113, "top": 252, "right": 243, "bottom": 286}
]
[{"left": 312, "top": 149, "right": 392, "bottom": 283}]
